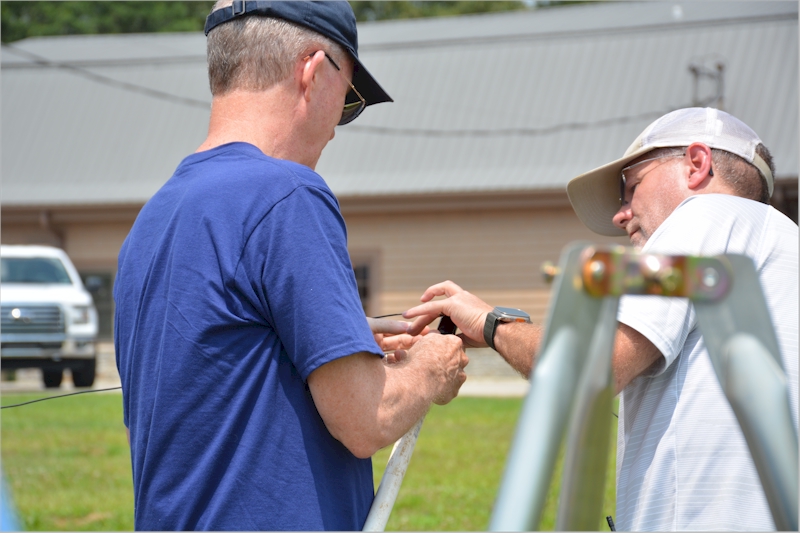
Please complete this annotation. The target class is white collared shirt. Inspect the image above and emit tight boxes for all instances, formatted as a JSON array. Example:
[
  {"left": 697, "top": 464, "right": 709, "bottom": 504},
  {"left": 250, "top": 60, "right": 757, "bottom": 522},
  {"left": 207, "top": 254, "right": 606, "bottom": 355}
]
[{"left": 616, "top": 194, "right": 798, "bottom": 531}]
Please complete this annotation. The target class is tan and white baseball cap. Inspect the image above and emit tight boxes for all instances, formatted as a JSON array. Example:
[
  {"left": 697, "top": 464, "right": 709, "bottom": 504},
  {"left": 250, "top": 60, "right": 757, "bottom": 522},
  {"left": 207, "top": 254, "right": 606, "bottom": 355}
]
[{"left": 566, "top": 107, "right": 774, "bottom": 236}]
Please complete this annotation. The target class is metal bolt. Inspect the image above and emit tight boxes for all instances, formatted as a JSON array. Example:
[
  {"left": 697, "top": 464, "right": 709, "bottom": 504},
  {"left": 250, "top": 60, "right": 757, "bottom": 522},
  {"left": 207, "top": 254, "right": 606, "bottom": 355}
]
[
  {"left": 589, "top": 260, "right": 606, "bottom": 281},
  {"left": 658, "top": 267, "right": 682, "bottom": 292},
  {"left": 541, "top": 261, "right": 560, "bottom": 284},
  {"left": 644, "top": 255, "right": 661, "bottom": 274},
  {"left": 702, "top": 267, "right": 719, "bottom": 288}
]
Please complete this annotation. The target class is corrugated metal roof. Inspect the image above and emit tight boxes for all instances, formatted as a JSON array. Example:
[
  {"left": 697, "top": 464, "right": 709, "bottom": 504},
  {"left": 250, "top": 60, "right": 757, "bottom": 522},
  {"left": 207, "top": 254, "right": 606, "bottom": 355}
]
[{"left": 2, "top": 1, "right": 797, "bottom": 206}]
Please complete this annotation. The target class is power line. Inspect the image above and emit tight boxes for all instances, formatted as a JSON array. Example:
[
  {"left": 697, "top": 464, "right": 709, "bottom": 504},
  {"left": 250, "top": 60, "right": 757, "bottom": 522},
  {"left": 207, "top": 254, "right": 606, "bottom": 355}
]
[
  {"left": 346, "top": 109, "right": 667, "bottom": 137},
  {"left": 344, "top": 98, "right": 719, "bottom": 137},
  {"left": 1, "top": 44, "right": 715, "bottom": 138},
  {"left": 2, "top": 43, "right": 211, "bottom": 110},
  {"left": 1, "top": 386, "right": 122, "bottom": 409}
]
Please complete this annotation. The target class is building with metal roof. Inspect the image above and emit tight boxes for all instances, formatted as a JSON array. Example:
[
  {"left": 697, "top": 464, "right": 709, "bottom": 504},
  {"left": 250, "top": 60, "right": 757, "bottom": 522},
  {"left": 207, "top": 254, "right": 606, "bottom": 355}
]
[
  {"left": 2, "top": 1, "right": 797, "bottom": 206},
  {"left": 2, "top": 1, "right": 797, "bottom": 341}
]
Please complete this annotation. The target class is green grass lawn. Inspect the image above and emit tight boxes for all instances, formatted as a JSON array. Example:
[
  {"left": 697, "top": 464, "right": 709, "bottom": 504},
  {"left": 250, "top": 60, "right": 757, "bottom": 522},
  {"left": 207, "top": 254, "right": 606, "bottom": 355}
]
[
  {"left": 2, "top": 393, "right": 616, "bottom": 531},
  {"left": 1, "top": 391, "right": 133, "bottom": 531},
  {"left": 372, "top": 397, "right": 617, "bottom": 531}
]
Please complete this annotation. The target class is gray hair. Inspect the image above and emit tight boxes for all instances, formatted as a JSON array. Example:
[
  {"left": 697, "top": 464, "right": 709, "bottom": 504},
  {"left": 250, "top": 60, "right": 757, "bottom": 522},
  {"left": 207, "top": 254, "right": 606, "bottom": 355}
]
[
  {"left": 207, "top": 0, "right": 347, "bottom": 96},
  {"left": 712, "top": 143, "right": 774, "bottom": 204},
  {"left": 645, "top": 144, "right": 774, "bottom": 204}
]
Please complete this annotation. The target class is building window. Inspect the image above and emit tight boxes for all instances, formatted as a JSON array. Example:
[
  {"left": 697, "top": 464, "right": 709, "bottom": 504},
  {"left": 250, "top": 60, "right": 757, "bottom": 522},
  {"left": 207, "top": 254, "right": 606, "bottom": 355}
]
[
  {"left": 352, "top": 263, "right": 370, "bottom": 314},
  {"left": 351, "top": 252, "right": 379, "bottom": 316},
  {"left": 771, "top": 179, "right": 798, "bottom": 223},
  {"left": 80, "top": 272, "right": 114, "bottom": 340}
]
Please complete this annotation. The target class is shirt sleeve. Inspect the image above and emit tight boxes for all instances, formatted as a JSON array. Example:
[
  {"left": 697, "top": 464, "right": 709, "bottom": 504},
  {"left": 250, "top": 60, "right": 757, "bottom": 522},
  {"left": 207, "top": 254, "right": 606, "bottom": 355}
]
[
  {"left": 616, "top": 196, "right": 738, "bottom": 376},
  {"left": 237, "top": 184, "right": 382, "bottom": 381},
  {"left": 617, "top": 294, "right": 695, "bottom": 376}
]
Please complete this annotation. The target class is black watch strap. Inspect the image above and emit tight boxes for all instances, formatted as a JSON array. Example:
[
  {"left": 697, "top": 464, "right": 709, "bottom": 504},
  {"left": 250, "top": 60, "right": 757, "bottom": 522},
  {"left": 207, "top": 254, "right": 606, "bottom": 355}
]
[
  {"left": 483, "top": 310, "right": 501, "bottom": 351},
  {"left": 483, "top": 307, "right": 531, "bottom": 351}
]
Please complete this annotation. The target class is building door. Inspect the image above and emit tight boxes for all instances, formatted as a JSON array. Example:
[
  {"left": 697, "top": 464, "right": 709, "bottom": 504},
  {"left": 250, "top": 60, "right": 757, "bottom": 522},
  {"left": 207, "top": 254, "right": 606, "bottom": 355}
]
[{"left": 80, "top": 272, "right": 114, "bottom": 340}]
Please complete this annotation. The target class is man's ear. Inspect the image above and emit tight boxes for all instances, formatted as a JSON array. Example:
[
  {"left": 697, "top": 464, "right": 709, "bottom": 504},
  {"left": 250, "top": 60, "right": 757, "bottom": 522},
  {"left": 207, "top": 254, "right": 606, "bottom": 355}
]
[
  {"left": 686, "top": 142, "right": 713, "bottom": 191},
  {"left": 300, "top": 50, "right": 325, "bottom": 102}
]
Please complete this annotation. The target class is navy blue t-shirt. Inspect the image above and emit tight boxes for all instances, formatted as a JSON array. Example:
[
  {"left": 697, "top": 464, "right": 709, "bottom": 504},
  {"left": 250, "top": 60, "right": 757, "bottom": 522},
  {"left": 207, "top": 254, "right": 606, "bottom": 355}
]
[{"left": 114, "top": 142, "right": 382, "bottom": 530}]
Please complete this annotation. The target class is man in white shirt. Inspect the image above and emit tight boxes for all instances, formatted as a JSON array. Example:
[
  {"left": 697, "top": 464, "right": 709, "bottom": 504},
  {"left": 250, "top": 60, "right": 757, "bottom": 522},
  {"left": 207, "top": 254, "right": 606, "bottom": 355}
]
[{"left": 403, "top": 107, "right": 798, "bottom": 531}]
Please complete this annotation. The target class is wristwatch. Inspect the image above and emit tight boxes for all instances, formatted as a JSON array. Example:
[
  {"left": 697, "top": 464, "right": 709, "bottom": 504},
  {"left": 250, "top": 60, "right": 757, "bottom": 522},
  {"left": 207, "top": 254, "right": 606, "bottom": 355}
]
[{"left": 483, "top": 306, "right": 531, "bottom": 351}]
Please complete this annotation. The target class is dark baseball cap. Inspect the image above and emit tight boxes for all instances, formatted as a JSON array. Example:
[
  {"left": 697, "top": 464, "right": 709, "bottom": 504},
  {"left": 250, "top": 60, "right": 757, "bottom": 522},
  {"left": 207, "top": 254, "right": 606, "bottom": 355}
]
[{"left": 204, "top": 0, "right": 393, "bottom": 108}]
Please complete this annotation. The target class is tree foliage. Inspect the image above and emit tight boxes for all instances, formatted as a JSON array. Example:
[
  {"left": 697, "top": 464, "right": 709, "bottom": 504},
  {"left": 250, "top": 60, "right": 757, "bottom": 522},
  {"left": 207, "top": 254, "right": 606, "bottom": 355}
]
[
  {"left": 1, "top": 2, "right": 215, "bottom": 43},
  {"left": 350, "top": 1, "right": 526, "bottom": 22},
  {"left": 0, "top": 1, "right": 541, "bottom": 44}
]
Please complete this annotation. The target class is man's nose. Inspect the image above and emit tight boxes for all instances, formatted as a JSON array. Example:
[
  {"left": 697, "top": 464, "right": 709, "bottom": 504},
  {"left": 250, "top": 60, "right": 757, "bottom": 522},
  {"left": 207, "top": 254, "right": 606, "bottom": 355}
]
[{"left": 612, "top": 203, "right": 631, "bottom": 229}]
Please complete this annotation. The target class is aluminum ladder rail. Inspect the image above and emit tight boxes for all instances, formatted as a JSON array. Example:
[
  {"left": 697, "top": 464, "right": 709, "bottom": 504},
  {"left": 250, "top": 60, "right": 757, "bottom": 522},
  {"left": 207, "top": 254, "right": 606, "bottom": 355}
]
[
  {"left": 489, "top": 243, "right": 798, "bottom": 531},
  {"left": 362, "top": 418, "right": 424, "bottom": 531},
  {"left": 363, "top": 316, "right": 458, "bottom": 532}
]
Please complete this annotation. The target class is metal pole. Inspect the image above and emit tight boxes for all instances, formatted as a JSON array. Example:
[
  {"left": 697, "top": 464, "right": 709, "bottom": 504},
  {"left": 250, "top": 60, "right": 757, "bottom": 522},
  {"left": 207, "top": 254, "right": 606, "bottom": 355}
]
[
  {"left": 692, "top": 254, "right": 798, "bottom": 530},
  {"left": 718, "top": 334, "right": 798, "bottom": 531},
  {"left": 490, "top": 243, "right": 607, "bottom": 531},
  {"left": 555, "top": 298, "right": 618, "bottom": 530},
  {"left": 490, "top": 246, "right": 797, "bottom": 531},
  {"left": 363, "top": 416, "right": 425, "bottom": 532},
  {"left": 489, "top": 327, "right": 582, "bottom": 531}
]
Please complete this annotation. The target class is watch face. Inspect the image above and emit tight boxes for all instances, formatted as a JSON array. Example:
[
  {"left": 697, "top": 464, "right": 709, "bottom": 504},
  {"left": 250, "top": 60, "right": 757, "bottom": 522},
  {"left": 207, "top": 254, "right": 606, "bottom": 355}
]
[{"left": 494, "top": 306, "right": 531, "bottom": 322}]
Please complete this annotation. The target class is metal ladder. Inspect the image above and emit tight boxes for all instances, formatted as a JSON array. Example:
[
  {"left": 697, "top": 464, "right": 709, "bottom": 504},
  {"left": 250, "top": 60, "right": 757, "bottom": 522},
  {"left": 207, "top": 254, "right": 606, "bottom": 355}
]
[{"left": 489, "top": 242, "right": 798, "bottom": 531}]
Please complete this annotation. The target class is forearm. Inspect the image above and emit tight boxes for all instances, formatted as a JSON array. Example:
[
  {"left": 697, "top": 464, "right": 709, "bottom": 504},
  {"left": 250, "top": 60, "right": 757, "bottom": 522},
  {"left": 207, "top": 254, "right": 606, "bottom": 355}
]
[
  {"left": 493, "top": 320, "right": 662, "bottom": 392},
  {"left": 491, "top": 321, "right": 542, "bottom": 378},
  {"left": 309, "top": 336, "right": 465, "bottom": 458},
  {"left": 370, "top": 361, "right": 442, "bottom": 447}
]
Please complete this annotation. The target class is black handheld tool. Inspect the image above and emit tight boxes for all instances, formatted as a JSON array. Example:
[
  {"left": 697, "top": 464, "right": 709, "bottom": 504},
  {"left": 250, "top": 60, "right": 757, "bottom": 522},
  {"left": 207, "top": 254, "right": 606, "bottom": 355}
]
[{"left": 438, "top": 315, "right": 457, "bottom": 335}]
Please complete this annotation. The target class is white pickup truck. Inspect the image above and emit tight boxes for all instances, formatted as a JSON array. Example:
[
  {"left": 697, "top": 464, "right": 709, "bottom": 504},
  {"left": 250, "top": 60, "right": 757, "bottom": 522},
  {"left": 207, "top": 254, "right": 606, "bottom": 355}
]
[{"left": 1, "top": 245, "right": 99, "bottom": 388}]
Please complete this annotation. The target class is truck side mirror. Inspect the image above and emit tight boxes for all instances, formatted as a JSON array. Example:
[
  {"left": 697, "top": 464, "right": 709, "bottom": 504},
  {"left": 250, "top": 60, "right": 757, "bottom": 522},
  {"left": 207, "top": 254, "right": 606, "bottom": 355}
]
[{"left": 84, "top": 275, "right": 103, "bottom": 293}]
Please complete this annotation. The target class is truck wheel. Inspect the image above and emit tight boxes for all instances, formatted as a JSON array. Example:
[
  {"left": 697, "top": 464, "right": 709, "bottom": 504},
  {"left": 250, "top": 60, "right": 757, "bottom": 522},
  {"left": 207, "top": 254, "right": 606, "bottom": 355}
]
[
  {"left": 71, "top": 359, "right": 96, "bottom": 388},
  {"left": 42, "top": 369, "right": 63, "bottom": 388}
]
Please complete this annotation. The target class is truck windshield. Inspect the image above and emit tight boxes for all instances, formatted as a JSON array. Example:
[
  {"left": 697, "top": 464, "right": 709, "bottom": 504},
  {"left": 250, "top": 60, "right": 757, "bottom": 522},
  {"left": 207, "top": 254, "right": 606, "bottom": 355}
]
[{"left": 1, "top": 257, "right": 72, "bottom": 284}]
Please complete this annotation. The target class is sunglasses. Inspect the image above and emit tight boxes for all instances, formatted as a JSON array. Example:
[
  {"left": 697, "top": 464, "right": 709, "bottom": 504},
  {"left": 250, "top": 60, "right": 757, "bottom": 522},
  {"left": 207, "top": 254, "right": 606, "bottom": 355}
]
[
  {"left": 619, "top": 153, "right": 685, "bottom": 206},
  {"left": 306, "top": 51, "right": 366, "bottom": 126}
]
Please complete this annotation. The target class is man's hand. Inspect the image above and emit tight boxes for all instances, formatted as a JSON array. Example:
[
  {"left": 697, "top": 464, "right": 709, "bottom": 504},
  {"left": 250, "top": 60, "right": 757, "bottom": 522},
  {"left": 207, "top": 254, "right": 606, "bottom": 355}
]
[
  {"left": 403, "top": 280, "right": 493, "bottom": 349},
  {"left": 367, "top": 316, "right": 429, "bottom": 364},
  {"left": 308, "top": 330, "right": 468, "bottom": 458},
  {"left": 405, "top": 280, "right": 540, "bottom": 377},
  {"left": 402, "top": 333, "right": 469, "bottom": 405},
  {"left": 401, "top": 283, "right": 664, "bottom": 393}
]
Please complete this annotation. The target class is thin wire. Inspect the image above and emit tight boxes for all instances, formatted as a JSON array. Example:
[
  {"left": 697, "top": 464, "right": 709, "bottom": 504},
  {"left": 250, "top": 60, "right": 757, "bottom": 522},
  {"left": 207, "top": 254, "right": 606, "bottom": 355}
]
[
  {"left": 2, "top": 44, "right": 211, "bottom": 110},
  {"left": 0, "top": 318, "right": 620, "bottom": 418},
  {"left": 1, "top": 386, "right": 122, "bottom": 409},
  {"left": 1, "top": 44, "right": 718, "bottom": 138},
  {"left": 0, "top": 313, "right": 410, "bottom": 410},
  {"left": 345, "top": 99, "right": 718, "bottom": 137},
  {"left": 346, "top": 108, "right": 670, "bottom": 137}
]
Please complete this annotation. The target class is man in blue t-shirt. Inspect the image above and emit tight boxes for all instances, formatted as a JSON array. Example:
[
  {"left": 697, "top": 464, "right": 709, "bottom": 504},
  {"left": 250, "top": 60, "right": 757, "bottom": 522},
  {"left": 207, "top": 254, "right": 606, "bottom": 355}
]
[{"left": 114, "top": 2, "right": 469, "bottom": 530}]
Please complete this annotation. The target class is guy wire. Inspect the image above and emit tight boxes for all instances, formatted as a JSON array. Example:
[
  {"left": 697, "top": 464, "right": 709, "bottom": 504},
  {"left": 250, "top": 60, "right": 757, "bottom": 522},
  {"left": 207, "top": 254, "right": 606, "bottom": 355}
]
[{"left": 1, "top": 312, "right": 413, "bottom": 409}]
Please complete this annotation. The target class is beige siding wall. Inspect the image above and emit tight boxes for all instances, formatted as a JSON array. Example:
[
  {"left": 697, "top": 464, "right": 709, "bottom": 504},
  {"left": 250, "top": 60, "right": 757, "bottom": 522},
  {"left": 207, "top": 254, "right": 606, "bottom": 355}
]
[
  {"left": 1, "top": 207, "right": 139, "bottom": 272},
  {"left": 1, "top": 222, "right": 61, "bottom": 249},
  {"left": 62, "top": 222, "right": 133, "bottom": 271},
  {"left": 345, "top": 204, "right": 627, "bottom": 323},
  {"left": 2, "top": 198, "right": 628, "bottom": 328}
]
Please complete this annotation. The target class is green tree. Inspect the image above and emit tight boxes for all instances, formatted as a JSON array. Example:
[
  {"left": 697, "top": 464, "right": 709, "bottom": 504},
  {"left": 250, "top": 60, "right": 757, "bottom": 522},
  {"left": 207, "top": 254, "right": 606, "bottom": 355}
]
[
  {"left": 1, "top": 1, "right": 214, "bottom": 43},
  {"left": 2, "top": 1, "right": 594, "bottom": 44},
  {"left": 350, "top": 1, "right": 526, "bottom": 22}
]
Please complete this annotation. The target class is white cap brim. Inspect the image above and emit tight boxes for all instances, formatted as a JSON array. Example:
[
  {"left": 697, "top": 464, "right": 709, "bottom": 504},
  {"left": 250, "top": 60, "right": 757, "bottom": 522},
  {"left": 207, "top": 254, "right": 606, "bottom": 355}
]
[
  {"left": 566, "top": 107, "right": 773, "bottom": 236},
  {"left": 566, "top": 144, "right": 653, "bottom": 237}
]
